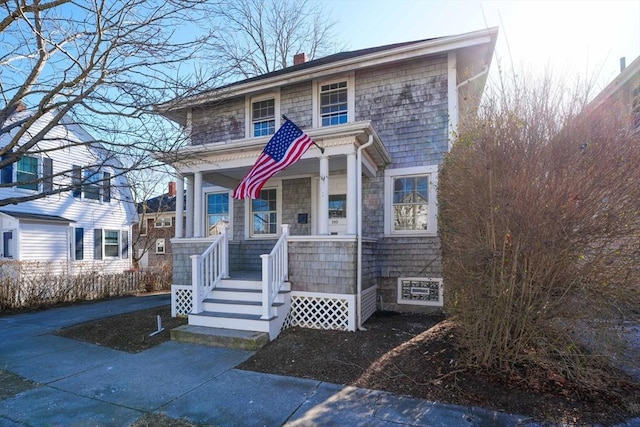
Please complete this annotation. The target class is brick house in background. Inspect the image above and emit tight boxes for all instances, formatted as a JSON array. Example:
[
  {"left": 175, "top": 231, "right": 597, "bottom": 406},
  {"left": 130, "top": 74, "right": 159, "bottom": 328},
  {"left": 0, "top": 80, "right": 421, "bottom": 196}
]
[
  {"left": 156, "top": 28, "right": 498, "bottom": 340},
  {"left": 133, "top": 182, "right": 185, "bottom": 272}
]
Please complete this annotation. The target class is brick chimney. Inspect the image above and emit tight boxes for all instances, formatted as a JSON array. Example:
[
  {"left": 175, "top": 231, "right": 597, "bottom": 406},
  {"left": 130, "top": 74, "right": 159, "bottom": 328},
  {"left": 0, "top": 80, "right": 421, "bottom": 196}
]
[
  {"left": 293, "top": 53, "right": 307, "bottom": 66},
  {"left": 168, "top": 181, "right": 176, "bottom": 197}
]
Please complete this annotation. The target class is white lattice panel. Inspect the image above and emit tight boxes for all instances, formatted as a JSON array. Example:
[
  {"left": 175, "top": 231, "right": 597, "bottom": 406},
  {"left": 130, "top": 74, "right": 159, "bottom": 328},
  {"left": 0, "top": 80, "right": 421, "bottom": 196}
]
[
  {"left": 361, "top": 286, "right": 378, "bottom": 323},
  {"left": 282, "top": 292, "right": 356, "bottom": 332},
  {"left": 171, "top": 285, "right": 193, "bottom": 317}
]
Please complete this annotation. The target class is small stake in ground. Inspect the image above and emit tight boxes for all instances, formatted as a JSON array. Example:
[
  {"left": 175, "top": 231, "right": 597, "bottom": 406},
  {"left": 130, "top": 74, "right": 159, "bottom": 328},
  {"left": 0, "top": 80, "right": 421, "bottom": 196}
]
[{"left": 149, "top": 315, "right": 165, "bottom": 336}]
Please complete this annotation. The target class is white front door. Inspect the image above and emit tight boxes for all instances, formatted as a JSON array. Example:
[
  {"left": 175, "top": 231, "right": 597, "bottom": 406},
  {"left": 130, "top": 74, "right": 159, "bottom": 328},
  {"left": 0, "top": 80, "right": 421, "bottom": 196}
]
[{"left": 314, "top": 175, "right": 347, "bottom": 235}]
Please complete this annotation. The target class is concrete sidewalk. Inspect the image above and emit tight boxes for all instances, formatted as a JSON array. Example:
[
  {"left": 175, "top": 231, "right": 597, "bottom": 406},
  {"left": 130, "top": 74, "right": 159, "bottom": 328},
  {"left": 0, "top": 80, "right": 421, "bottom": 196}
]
[{"left": 0, "top": 295, "right": 627, "bottom": 426}]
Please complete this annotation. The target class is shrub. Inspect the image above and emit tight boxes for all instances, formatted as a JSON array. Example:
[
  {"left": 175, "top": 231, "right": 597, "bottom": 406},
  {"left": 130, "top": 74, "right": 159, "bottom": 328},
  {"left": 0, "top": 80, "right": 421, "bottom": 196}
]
[{"left": 439, "top": 74, "right": 640, "bottom": 390}]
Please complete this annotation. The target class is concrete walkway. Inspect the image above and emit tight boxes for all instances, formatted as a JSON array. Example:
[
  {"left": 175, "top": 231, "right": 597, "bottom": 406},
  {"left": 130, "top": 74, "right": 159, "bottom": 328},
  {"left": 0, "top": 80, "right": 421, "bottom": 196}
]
[{"left": 0, "top": 294, "right": 634, "bottom": 426}]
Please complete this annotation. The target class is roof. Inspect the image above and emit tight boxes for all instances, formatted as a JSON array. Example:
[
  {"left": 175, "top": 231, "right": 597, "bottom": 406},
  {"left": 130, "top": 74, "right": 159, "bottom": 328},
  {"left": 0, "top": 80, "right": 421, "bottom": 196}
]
[
  {"left": 589, "top": 55, "right": 640, "bottom": 111},
  {"left": 158, "top": 27, "right": 498, "bottom": 120},
  {"left": 137, "top": 192, "right": 185, "bottom": 214},
  {"left": 0, "top": 210, "right": 75, "bottom": 223}
]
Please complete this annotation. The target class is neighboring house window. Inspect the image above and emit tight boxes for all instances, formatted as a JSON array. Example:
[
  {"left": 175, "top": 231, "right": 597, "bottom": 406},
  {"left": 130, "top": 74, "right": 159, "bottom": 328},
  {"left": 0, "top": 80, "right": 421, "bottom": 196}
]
[
  {"left": 140, "top": 220, "right": 148, "bottom": 236},
  {"left": 2, "top": 231, "right": 14, "bottom": 259},
  {"left": 155, "top": 238, "right": 165, "bottom": 254},
  {"left": 384, "top": 165, "right": 438, "bottom": 236},
  {"left": 313, "top": 74, "right": 354, "bottom": 128},
  {"left": 207, "top": 191, "right": 229, "bottom": 236},
  {"left": 74, "top": 227, "right": 84, "bottom": 261},
  {"left": 252, "top": 98, "right": 275, "bottom": 137},
  {"left": 16, "top": 155, "right": 38, "bottom": 190},
  {"left": 104, "top": 230, "right": 119, "bottom": 257},
  {"left": 84, "top": 169, "right": 101, "bottom": 200},
  {"left": 154, "top": 217, "right": 173, "bottom": 228},
  {"left": 94, "top": 228, "right": 128, "bottom": 259},
  {"left": 250, "top": 187, "right": 279, "bottom": 237}
]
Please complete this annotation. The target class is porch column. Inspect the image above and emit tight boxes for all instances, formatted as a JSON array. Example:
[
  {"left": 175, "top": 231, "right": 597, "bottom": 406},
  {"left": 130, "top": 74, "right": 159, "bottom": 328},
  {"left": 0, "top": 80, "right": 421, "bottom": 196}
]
[
  {"left": 174, "top": 173, "right": 184, "bottom": 238},
  {"left": 318, "top": 155, "right": 329, "bottom": 235},
  {"left": 193, "top": 171, "right": 203, "bottom": 238},
  {"left": 346, "top": 151, "right": 357, "bottom": 235},
  {"left": 185, "top": 175, "right": 194, "bottom": 238}
]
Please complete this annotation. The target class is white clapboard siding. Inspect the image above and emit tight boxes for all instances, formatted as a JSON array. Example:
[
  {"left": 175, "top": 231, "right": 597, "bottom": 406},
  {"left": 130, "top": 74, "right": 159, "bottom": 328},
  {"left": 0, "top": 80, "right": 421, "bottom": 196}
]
[
  {"left": 0, "top": 109, "right": 137, "bottom": 273},
  {"left": 19, "top": 223, "right": 69, "bottom": 262}
]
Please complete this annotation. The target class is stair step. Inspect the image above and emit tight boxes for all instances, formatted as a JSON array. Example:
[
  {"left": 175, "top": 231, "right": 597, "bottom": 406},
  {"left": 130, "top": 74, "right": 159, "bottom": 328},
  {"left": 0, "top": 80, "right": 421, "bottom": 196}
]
[
  {"left": 204, "top": 298, "right": 284, "bottom": 307},
  {"left": 170, "top": 325, "right": 269, "bottom": 351},
  {"left": 196, "top": 311, "right": 274, "bottom": 321}
]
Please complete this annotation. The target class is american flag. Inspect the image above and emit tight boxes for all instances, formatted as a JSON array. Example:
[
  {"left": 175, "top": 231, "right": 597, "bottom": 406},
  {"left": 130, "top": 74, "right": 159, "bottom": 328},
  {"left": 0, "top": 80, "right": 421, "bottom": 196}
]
[{"left": 233, "top": 120, "right": 315, "bottom": 199}]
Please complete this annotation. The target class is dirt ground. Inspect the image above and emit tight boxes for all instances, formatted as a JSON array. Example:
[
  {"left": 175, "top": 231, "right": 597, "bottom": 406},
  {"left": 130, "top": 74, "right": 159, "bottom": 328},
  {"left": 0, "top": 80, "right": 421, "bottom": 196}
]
[{"left": 51, "top": 306, "right": 640, "bottom": 425}]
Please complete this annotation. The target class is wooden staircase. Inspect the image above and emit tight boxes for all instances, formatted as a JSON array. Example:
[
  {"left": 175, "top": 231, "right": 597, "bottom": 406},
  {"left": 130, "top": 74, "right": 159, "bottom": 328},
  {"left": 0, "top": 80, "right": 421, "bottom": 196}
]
[{"left": 171, "top": 274, "right": 291, "bottom": 350}]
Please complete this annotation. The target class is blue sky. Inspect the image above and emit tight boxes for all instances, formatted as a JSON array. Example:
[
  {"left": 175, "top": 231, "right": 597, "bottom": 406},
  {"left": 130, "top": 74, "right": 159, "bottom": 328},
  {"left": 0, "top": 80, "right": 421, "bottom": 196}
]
[{"left": 323, "top": 0, "right": 640, "bottom": 95}]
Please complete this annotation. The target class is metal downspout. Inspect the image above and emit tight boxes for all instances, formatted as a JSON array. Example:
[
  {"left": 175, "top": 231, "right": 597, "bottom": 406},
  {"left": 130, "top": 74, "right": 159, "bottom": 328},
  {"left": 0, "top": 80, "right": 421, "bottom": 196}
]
[{"left": 356, "top": 134, "right": 374, "bottom": 331}]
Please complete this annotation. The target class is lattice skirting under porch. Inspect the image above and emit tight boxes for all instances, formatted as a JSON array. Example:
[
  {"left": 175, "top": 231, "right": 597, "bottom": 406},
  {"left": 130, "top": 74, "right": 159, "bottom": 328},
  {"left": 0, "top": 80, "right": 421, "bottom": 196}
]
[
  {"left": 280, "top": 289, "right": 375, "bottom": 332},
  {"left": 171, "top": 285, "right": 193, "bottom": 317}
]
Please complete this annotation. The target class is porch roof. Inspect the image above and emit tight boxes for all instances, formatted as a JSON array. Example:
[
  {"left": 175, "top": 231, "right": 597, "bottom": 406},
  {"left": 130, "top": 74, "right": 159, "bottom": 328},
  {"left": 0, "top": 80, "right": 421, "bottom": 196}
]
[
  {"left": 0, "top": 210, "right": 75, "bottom": 224},
  {"left": 157, "top": 121, "right": 390, "bottom": 182}
]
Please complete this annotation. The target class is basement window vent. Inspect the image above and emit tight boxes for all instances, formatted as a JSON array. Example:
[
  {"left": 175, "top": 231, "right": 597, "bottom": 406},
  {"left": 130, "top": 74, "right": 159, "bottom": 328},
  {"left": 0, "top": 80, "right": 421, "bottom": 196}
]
[{"left": 397, "top": 277, "right": 443, "bottom": 306}]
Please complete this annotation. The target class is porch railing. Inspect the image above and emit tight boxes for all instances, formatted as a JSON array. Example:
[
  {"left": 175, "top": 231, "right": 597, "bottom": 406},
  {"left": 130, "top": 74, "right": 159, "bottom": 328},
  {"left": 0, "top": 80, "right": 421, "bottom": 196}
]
[
  {"left": 261, "top": 224, "right": 289, "bottom": 319},
  {"left": 191, "top": 227, "right": 229, "bottom": 313}
]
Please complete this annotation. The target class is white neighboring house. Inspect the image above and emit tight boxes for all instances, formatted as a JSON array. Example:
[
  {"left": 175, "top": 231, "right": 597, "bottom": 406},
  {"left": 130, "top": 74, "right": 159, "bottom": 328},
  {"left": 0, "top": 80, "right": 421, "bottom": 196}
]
[{"left": 0, "top": 106, "right": 137, "bottom": 275}]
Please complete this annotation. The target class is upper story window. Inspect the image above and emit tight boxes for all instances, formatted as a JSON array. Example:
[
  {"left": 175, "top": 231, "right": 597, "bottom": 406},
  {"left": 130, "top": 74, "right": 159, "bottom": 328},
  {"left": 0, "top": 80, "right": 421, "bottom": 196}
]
[
  {"left": 312, "top": 74, "right": 355, "bottom": 128},
  {"left": 74, "top": 165, "right": 111, "bottom": 202},
  {"left": 16, "top": 156, "right": 38, "bottom": 190},
  {"left": 154, "top": 217, "right": 174, "bottom": 228},
  {"left": 384, "top": 165, "right": 438, "bottom": 236},
  {"left": 320, "top": 82, "right": 348, "bottom": 126},
  {"left": 252, "top": 99, "right": 275, "bottom": 137},
  {"left": 246, "top": 91, "right": 280, "bottom": 138}
]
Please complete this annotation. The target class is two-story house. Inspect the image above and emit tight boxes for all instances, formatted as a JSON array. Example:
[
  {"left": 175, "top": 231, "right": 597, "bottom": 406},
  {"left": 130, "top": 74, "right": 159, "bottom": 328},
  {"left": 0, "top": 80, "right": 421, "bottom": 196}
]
[
  {"left": 159, "top": 28, "right": 498, "bottom": 341},
  {"left": 134, "top": 182, "right": 185, "bottom": 271},
  {"left": 0, "top": 105, "right": 136, "bottom": 276}
]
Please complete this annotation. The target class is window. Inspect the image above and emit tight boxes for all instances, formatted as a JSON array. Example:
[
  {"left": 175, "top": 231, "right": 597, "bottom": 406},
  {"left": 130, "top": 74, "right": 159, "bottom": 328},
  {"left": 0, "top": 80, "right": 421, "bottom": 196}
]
[
  {"left": 313, "top": 75, "right": 354, "bottom": 128},
  {"left": 329, "top": 194, "right": 346, "bottom": 219},
  {"left": 74, "top": 227, "right": 84, "bottom": 261},
  {"left": 252, "top": 98, "right": 275, "bottom": 137},
  {"left": 140, "top": 219, "right": 148, "bottom": 236},
  {"left": 84, "top": 169, "right": 101, "bottom": 200},
  {"left": 2, "top": 231, "right": 14, "bottom": 259},
  {"left": 154, "top": 217, "right": 173, "bottom": 228},
  {"left": 251, "top": 188, "right": 278, "bottom": 236},
  {"left": 104, "top": 230, "right": 119, "bottom": 257},
  {"left": 384, "top": 165, "right": 438, "bottom": 236},
  {"left": 207, "top": 191, "right": 229, "bottom": 236},
  {"left": 155, "top": 238, "right": 165, "bottom": 254},
  {"left": 16, "top": 155, "right": 38, "bottom": 190},
  {"left": 94, "top": 228, "right": 128, "bottom": 260},
  {"left": 320, "top": 81, "right": 348, "bottom": 126}
]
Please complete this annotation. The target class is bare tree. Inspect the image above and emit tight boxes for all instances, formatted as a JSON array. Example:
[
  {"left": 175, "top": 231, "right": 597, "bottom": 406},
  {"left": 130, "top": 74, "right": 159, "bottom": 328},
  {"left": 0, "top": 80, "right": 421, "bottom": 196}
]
[
  {"left": 0, "top": 0, "right": 222, "bottom": 207},
  {"left": 210, "top": 0, "right": 341, "bottom": 78}
]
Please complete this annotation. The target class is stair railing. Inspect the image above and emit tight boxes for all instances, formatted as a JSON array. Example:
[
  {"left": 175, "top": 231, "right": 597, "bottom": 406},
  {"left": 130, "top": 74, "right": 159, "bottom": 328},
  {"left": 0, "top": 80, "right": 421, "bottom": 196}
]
[
  {"left": 260, "top": 224, "right": 289, "bottom": 319},
  {"left": 191, "top": 226, "right": 229, "bottom": 314}
]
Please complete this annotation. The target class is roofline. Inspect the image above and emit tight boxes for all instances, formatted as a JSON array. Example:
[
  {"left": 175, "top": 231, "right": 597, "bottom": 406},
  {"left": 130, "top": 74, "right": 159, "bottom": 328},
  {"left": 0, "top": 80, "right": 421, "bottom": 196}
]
[
  {"left": 589, "top": 55, "right": 640, "bottom": 110},
  {"left": 159, "top": 27, "right": 498, "bottom": 114}
]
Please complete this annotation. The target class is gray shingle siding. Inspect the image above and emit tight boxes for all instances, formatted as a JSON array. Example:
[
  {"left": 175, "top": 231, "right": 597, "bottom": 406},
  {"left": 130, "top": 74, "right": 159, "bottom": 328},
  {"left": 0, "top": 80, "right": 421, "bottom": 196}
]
[
  {"left": 281, "top": 82, "right": 313, "bottom": 128},
  {"left": 282, "top": 178, "right": 312, "bottom": 236},
  {"left": 191, "top": 98, "right": 245, "bottom": 144}
]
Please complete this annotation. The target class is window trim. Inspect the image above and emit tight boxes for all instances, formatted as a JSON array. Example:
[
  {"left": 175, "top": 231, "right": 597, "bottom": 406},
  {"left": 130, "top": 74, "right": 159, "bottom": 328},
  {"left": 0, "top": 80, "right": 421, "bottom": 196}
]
[
  {"left": 312, "top": 73, "right": 355, "bottom": 128},
  {"left": 94, "top": 228, "right": 129, "bottom": 260},
  {"left": 245, "top": 182, "right": 282, "bottom": 239},
  {"left": 384, "top": 165, "right": 438, "bottom": 236},
  {"left": 245, "top": 91, "right": 281, "bottom": 138}
]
